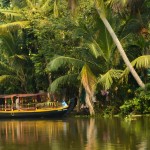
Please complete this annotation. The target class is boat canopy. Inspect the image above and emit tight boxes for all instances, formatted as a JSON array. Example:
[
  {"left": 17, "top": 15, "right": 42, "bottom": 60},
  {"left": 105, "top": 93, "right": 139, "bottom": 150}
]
[{"left": 0, "top": 93, "right": 46, "bottom": 99}]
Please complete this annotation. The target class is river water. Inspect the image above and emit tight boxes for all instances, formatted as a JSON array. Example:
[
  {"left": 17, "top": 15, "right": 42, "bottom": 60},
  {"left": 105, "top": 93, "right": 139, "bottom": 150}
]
[{"left": 0, "top": 116, "right": 150, "bottom": 150}]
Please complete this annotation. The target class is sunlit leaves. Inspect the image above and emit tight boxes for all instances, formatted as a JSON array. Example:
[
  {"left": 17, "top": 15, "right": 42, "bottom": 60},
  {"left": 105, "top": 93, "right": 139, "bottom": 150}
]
[
  {"left": 124, "top": 55, "right": 150, "bottom": 73},
  {"left": 0, "top": 21, "right": 29, "bottom": 32},
  {"left": 53, "top": 0, "right": 58, "bottom": 18},
  {"left": 122, "top": 55, "right": 150, "bottom": 82},
  {"left": 81, "top": 64, "right": 97, "bottom": 95},
  {"left": 94, "top": 0, "right": 106, "bottom": 17},
  {"left": 47, "top": 56, "right": 84, "bottom": 72},
  {"left": 0, "top": 75, "right": 18, "bottom": 83},
  {"left": 133, "top": 55, "right": 150, "bottom": 69},
  {"left": 98, "top": 69, "right": 123, "bottom": 90}
]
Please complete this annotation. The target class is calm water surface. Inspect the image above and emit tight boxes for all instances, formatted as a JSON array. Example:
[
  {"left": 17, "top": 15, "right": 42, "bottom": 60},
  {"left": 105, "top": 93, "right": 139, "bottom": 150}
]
[{"left": 0, "top": 117, "right": 150, "bottom": 150}]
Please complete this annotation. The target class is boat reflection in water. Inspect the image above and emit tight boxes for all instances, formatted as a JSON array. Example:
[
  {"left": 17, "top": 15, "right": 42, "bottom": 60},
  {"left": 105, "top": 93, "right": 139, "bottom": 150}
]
[
  {"left": 0, "top": 120, "right": 68, "bottom": 147},
  {"left": 0, "top": 117, "right": 150, "bottom": 150}
]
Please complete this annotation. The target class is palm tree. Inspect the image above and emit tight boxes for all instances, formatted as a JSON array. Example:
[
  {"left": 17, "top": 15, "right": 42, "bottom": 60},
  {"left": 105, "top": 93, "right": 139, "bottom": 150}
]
[
  {"left": 46, "top": 9, "right": 126, "bottom": 115},
  {"left": 47, "top": 55, "right": 99, "bottom": 115},
  {"left": 94, "top": 0, "right": 145, "bottom": 88},
  {"left": 0, "top": 28, "right": 34, "bottom": 93},
  {"left": 0, "top": 0, "right": 54, "bottom": 93}
]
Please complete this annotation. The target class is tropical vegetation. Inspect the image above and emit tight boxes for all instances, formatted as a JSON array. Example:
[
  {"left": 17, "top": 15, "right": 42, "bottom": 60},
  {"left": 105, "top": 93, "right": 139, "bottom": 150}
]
[{"left": 0, "top": 0, "right": 150, "bottom": 116}]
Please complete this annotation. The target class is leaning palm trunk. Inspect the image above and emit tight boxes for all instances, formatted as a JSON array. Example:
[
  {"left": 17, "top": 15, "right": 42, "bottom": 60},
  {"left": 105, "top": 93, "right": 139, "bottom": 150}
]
[
  {"left": 85, "top": 92, "right": 95, "bottom": 115},
  {"left": 81, "top": 65, "right": 97, "bottom": 115},
  {"left": 95, "top": 1, "right": 145, "bottom": 89}
]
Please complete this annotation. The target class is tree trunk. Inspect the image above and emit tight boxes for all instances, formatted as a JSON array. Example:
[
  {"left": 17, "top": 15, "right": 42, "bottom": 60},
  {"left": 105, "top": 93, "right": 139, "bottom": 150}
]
[
  {"left": 86, "top": 93, "right": 95, "bottom": 115},
  {"left": 96, "top": 8, "right": 145, "bottom": 88}
]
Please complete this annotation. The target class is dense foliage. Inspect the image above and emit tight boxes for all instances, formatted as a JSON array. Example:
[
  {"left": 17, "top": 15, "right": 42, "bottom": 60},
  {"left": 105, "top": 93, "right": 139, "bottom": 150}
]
[{"left": 0, "top": 0, "right": 150, "bottom": 115}]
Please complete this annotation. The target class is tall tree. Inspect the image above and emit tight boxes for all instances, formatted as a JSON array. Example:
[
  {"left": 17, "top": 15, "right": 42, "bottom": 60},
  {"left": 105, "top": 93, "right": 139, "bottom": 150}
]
[{"left": 94, "top": 0, "right": 145, "bottom": 88}]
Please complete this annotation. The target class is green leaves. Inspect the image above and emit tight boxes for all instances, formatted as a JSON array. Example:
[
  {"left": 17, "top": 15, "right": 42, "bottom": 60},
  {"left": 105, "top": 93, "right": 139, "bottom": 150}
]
[
  {"left": 0, "top": 62, "right": 14, "bottom": 75},
  {"left": 94, "top": 0, "right": 106, "bottom": 17},
  {"left": 124, "top": 55, "right": 150, "bottom": 74},
  {"left": 88, "top": 39, "right": 104, "bottom": 59},
  {"left": 81, "top": 64, "right": 97, "bottom": 95},
  {"left": 25, "top": 0, "right": 35, "bottom": 9},
  {"left": 53, "top": 0, "right": 59, "bottom": 18},
  {"left": 0, "top": 75, "right": 18, "bottom": 83},
  {"left": 98, "top": 69, "right": 123, "bottom": 90},
  {"left": 50, "top": 73, "right": 79, "bottom": 92},
  {"left": 0, "top": 21, "right": 29, "bottom": 32},
  {"left": 0, "top": 9, "right": 21, "bottom": 18},
  {"left": 47, "top": 56, "right": 84, "bottom": 72},
  {"left": 122, "top": 55, "right": 150, "bottom": 83},
  {"left": 132, "top": 55, "right": 150, "bottom": 69}
]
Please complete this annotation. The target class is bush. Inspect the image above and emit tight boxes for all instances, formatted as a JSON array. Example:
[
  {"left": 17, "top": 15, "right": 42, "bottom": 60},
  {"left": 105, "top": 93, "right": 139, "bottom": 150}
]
[{"left": 120, "top": 98, "right": 143, "bottom": 115}]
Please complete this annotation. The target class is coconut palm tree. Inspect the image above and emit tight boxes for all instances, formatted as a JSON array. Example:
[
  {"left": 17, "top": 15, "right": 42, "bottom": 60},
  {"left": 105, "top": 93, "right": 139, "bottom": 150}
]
[
  {"left": 94, "top": 0, "right": 145, "bottom": 88},
  {"left": 0, "top": 28, "right": 35, "bottom": 93},
  {"left": 46, "top": 6, "right": 126, "bottom": 114},
  {"left": 47, "top": 0, "right": 150, "bottom": 115},
  {"left": 0, "top": 0, "right": 55, "bottom": 93}
]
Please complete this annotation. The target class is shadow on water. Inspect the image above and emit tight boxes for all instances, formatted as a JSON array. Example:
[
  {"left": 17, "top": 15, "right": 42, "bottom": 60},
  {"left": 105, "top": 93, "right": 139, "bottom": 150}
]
[{"left": 0, "top": 116, "right": 150, "bottom": 150}]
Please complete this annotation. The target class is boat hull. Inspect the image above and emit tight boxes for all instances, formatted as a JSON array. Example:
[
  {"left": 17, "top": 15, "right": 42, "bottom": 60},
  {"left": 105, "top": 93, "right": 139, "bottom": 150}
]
[{"left": 0, "top": 109, "right": 68, "bottom": 119}]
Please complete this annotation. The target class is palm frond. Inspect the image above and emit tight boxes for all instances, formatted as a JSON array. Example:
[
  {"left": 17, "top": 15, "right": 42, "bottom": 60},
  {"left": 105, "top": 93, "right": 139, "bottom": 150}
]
[
  {"left": 0, "top": 31, "right": 16, "bottom": 55},
  {"left": 80, "top": 64, "right": 97, "bottom": 95},
  {"left": 0, "top": 9, "right": 21, "bottom": 18},
  {"left": 53, "top": 0, "right": 59, "bottom": 18},
  {"left": 95, "top": 0, "right": 106, "bottom": 17},
  {"left": 9, "top": 54, "right": 29, "bottom": 67},
  {"left": 122, "top": 55, "right": 150, "bottom": 82},
  {"left": 11, "top": 54, "right": 29, "bottom": 61},
  {"left": 88, "top": 39, "right": 105, "bottom": 59},
  {"left": 25, "top": 0, "right": 35, "bottom": 9},
  {"left": 98, "top": 69, "right": 123, "bottom": 90},
  {"left": 0, "top": 62, "right": 15, "bottom": 75},
  {"left": 41, "top": 0, "right": 51, "bottom": 10},
  {"left": 132, "top": 55, "right": 150, "bottom": 69},
  {"left": 124, "top": 55, "right": 150, "bottom": 73},
  {"left": 0, "top": 75, "right": 18, "bottom": 83},
  {"left": 74, "top": 27, "right": 107, "bottom": 59},
  {"left": 50, "top": 74, "right": 79, "bottom": 92},
  {"left": 46, "top": 56, "right": 85, "bottom": 72},
  {"left": 0, "top": 21, "right": 29, "bottom": 32}
]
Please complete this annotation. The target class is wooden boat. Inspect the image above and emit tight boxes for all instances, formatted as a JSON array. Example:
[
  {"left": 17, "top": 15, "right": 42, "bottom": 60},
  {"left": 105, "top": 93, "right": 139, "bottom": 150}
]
[{"left": 0, "top": 93, "right": 69, "bottom": 119}]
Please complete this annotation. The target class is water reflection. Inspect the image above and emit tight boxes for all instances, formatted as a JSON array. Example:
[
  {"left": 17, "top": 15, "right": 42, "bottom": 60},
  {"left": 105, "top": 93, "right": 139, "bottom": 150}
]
[{"left": 0, "top": 117, "right": 150, "bottom": 150}]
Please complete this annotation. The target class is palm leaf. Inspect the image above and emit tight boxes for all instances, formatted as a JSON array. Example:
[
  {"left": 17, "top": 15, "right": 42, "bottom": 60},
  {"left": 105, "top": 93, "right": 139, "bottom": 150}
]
[
  {"left": 74, "top": 25, "right": 105, "bottom": 59},
  {"left": 0, "top": 31, "right": 16, "bottom": 55},
  {"left": 47, "top": 56, "right": 85, "bottom": 72},
  {"left": 53, "top": 0, "right": 59, "bottom": 18},
  {"left": 50, "top": 74, "right": 79, "bottom": 92},
  {"left": 122, "top": 55, "right": 150, "bottom": 82},
  {"left": 88, "top": 39, "right": 105, "bottom": 59},
  {"left": 25, "top": 0, "right": 35, "bottom": 9},
  {"left": 132, "top": 55, "right": 150, "bottom": 69},
  {"left": 10, "top": 54, "right": 29, "bottom": 61},
  {"left": 9, "top": 54, "right": 29, "bottom": 67},
  {"left": 0, "top": 62, "right": 15, "bottom": 75},
  {"left": 94, "top": 0, "right": 106, "bottom": 17},
  {"left": 41, "top": 0, "right": 51, "bottom": 10},
  {"left": 0, "top": 75, "right": 18, "bottom": 83},
  {"left": 124, "top": 55, "right": 150, "bottom": 74},
  {"left": 0, "top": 9, "right": 21, "bottom": 18},
  {"left": 98, "top": 69, "right": 123, "bottom": 90},
  {"left": 80, "top": 64, "right": 97, "bottom": 95},
  {"left": 0, "top": 21, "right": 29, "bottom": 32}
]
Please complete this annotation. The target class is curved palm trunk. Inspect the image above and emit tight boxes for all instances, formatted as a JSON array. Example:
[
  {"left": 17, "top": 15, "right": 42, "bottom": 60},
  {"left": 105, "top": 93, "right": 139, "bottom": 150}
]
[
  {"left": 86, "top": 93, "right": 95, "bottom": 115},
  {"left": 95, "top": 6, "right": 145, "bottom": 88}
]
